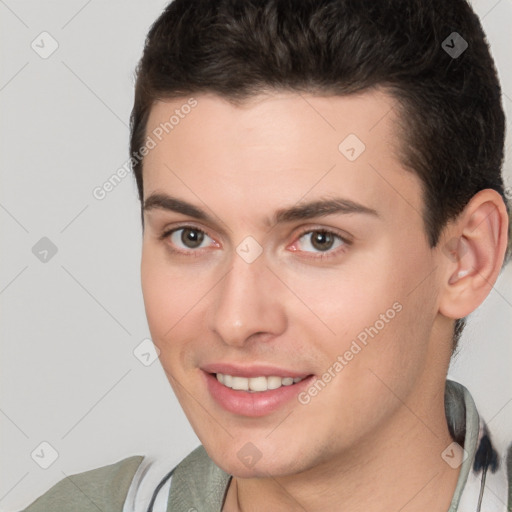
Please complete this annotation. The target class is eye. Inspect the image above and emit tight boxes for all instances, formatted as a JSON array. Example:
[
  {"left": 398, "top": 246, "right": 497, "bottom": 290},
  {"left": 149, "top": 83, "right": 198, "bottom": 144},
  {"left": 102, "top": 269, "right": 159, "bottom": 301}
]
[
  {"left": 291, "top": 229, "right": 350, "bottom": 259},
  {"left": 161, "top": 226, "right": 216, "bottom": 254}
]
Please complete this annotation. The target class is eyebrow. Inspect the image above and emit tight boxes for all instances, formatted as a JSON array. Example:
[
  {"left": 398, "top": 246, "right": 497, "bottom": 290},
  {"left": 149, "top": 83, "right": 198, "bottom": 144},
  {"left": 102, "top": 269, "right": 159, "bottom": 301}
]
[{"left": 143, "top": 193, "right": 379, "bottom": 228}]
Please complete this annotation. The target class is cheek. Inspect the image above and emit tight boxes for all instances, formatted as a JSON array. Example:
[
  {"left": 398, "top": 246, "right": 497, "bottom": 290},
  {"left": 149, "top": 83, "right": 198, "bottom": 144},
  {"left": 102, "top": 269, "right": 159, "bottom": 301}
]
[
  {"left": 303, "top": 241, "right": 436, "bottom": 376},
  {"left": 140, "top": 244, "right": 219, "bottom": 374},
  {"left": 141, "top": 247, "right": 192, "bottom": 345},
  {"left": 141, "top": 249, "right": 167, "bottom": 335},
  {"left": 283, "top": 258, "right": 397, "bottom": 348}
]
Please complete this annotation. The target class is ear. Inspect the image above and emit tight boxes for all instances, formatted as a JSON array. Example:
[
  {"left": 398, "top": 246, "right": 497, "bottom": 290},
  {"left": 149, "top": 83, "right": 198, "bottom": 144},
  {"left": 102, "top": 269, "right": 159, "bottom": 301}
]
[{"left": 438, "top": 189, "right": 509, "bottom": 320}]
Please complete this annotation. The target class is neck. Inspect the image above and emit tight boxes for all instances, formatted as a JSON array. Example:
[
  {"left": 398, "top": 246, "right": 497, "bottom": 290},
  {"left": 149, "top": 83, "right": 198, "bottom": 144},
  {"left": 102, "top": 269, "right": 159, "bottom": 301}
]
[{"left": 223, "top": 380, "right": 461, "bottom": 512}]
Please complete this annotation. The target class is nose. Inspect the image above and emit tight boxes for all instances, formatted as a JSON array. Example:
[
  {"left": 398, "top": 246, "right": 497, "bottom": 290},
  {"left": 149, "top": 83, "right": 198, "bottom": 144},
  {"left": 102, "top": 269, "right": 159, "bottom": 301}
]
[{"left": 209, "top": 249, "right": 287, "bottom": 348}]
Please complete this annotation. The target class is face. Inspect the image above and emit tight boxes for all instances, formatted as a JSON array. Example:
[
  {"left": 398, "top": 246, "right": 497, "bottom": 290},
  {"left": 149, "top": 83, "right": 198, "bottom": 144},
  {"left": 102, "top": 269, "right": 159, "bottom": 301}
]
[{"left": 140, "top": 90, "right": 446, "bottom": 478}]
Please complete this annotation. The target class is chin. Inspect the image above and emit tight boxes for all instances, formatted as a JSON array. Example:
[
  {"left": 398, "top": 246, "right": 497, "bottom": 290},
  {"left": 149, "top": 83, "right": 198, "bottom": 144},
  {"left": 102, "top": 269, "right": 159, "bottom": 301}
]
[{"left": 206, "top": 443, "right": 305, "bottom": 479}]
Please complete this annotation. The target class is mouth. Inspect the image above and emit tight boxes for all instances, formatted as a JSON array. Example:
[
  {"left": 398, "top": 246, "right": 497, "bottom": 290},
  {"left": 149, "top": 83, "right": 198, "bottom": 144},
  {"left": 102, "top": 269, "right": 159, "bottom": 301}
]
[
  {"left": 213, "top": 372, "right": 307, "bottom": 392},
  {"left": 202, "top": 370, "right": 315, "bottom": 417}
]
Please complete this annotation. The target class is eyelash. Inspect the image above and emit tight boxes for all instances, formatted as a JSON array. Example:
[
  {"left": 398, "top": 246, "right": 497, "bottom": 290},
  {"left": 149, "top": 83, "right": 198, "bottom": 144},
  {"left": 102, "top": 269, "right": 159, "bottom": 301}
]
[
  {"left": 159, "top": 224, "right": 352, "bottom": 261},
  {"left": 290, "top": 227, "right": 352, "bottom": 260}
]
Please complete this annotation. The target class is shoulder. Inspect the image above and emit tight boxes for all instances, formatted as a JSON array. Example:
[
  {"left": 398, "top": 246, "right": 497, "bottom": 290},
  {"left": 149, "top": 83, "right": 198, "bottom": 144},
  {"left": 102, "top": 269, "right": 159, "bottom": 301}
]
[
  {"left": 171, "top": 444, "right": 229, "bottom": 484},
  {"left": 123, "top": 445, "right": 232, "bottom": 512},
  {"left": 20, "top": 455, "right": 145, "bottom": 512},
  {"left": 167, "top": 445, "right": 231, "bottom": 510},
  {"left": 446, "top": 379, "right": 512, "bottom": 511}
]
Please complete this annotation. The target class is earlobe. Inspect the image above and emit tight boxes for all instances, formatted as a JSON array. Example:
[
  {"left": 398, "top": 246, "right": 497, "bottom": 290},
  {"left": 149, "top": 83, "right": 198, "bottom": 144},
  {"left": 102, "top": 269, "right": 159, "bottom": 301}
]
[{"left": 439, "top": 190, "right": 509, "bottom": 319}]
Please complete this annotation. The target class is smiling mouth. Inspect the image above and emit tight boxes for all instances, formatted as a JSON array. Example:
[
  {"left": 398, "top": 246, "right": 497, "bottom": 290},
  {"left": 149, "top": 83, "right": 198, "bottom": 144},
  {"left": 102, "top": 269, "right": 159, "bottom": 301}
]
[{"left": 212, "top": 372, "right": 310, "bottom": 392}]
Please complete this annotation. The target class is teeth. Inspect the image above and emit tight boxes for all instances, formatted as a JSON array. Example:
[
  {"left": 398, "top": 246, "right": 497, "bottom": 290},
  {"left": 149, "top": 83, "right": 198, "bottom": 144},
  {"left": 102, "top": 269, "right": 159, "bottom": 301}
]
[
  {"left": 215, "top": 373, "right": 306, "bottom": 392},
  {"left": 247, "top": 376, "right": 267, "bottom": 391},
  {"left": 232, "top": 376, "right": 249, "bottom": 391},
  {"left": 267, "top": 376, "right": 282, "bottom": 390}
]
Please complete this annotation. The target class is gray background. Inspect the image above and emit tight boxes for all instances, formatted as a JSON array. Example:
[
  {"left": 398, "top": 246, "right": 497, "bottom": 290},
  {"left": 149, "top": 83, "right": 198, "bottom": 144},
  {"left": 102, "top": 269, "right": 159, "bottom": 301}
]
[{"left": 1, "top": 1, "right": 511, "bottom": 510}]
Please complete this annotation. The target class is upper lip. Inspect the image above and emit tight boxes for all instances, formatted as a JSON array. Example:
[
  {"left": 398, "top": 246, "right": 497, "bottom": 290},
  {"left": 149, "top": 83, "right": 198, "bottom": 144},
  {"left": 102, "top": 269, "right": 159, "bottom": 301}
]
[{"left": 201, "top": 363, "right": 312, "bottom": 379}]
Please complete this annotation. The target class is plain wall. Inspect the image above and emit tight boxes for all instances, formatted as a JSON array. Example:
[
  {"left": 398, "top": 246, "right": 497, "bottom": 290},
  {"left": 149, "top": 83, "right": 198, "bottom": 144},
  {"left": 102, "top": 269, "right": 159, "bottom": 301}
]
[{"left": 1, "top": 0, "right": 511, "bottom": 510}]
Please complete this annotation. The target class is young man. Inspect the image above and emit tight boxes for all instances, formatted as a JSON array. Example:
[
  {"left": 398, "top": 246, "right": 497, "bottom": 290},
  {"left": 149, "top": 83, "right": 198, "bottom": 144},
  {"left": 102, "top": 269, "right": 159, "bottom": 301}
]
[{"left": 21, "top": 0, "right": 511, "bottom": 511}]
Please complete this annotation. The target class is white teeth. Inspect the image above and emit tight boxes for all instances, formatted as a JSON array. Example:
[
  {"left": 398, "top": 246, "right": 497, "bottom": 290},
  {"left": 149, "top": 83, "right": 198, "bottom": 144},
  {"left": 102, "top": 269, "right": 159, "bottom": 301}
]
[
  {"left": 267, "top": 376, "right": 282, "bottom": 390},
  {"left": 231, "top": 376, "right": 249, "bottom": 391},
  {"left": 248, "top": 376, "right": 267, "bottom": 391},
  {"left": 215, "top": 373, "right": 306, "bottom": 392}
]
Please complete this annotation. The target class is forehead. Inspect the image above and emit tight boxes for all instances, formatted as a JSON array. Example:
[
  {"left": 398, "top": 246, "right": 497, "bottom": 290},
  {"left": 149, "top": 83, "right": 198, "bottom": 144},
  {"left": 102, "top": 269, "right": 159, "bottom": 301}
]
[
  {"left": 144, "top": 89, "right": 401, "bottom": 163},
  {"left": 142, "top": 90, "right": 423, "bottom": 226}
]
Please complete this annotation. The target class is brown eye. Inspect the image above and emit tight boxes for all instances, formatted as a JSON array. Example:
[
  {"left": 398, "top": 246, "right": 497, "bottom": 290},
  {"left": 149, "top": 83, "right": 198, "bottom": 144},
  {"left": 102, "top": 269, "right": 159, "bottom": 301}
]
[
  {"left": 297, "top": 230, "right": 345, "bottom": 253},
  {"left": 163, "top": 227, "right": 213, "bottom": 252},
  {"left": 310, "top": 231, "right": 336, "bottom": 251},
  {"left": 290, "top": 227, "right": 352, "bottom": 261},
  {"left": 179, "top": 228, "right": 205, "bottom": 248}
]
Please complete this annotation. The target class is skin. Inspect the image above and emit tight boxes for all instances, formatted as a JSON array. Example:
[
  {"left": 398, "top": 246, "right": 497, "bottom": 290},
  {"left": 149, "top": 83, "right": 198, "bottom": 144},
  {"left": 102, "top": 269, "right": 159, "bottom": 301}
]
[{"left": 140, "top": 89, "right": 508, "bottom": 511}]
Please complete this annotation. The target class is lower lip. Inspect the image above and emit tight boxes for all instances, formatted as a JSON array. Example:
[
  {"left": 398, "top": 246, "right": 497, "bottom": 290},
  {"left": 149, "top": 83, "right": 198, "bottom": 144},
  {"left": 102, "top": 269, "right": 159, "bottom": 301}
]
[{"left": 203, "top": 371, "right": 315, "bottom": 417}]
